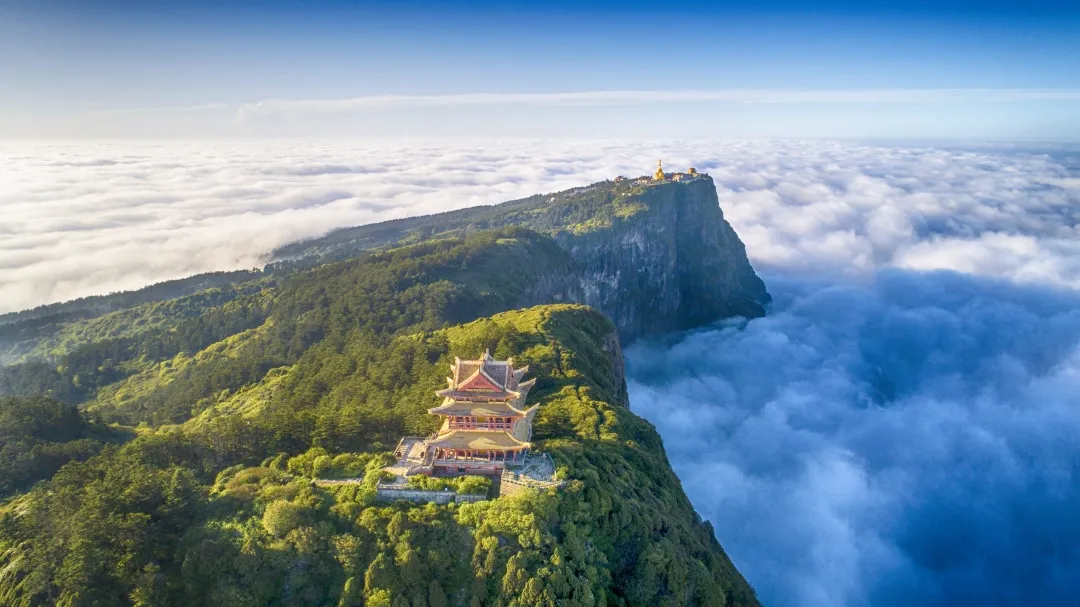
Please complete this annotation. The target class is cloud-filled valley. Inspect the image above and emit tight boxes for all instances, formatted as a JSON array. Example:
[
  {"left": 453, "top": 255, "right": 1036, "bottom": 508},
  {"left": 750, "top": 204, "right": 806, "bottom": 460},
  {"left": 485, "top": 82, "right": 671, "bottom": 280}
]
[
  {"left": 626, "top": 141, "right": 1080, "bottom": 606},
  {"left": 627, "top": 272, "right": 1080, "bottom": 606},
  {"left": 3, "top": 139, "right": 1080, "bottom": 605}
]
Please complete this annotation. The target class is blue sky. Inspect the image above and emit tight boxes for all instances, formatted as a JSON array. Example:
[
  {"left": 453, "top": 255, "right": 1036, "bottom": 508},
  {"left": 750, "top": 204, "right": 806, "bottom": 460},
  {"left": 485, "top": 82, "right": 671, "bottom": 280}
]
[{"left": 2, "top": 0, "right": 1079, "bottom": 138}]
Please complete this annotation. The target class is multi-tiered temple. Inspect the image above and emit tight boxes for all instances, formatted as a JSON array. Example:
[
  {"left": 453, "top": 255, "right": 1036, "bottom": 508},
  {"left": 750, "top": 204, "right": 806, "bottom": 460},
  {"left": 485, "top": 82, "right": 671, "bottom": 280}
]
[
  {"left": 389, "top": 351, "right": 540, "bottom": 478},
  {"left": 422, "top": 351, "right": 538, "bottom": 474}
]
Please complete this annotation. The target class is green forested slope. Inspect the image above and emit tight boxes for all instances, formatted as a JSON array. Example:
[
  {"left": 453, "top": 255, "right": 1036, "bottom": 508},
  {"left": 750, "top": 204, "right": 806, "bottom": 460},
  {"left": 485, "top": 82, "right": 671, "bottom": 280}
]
[
  {"left": 0, "top": 303, "right": 757, "bottom": 606},
  {"left": 270, "top": 179, "right": 652, "bottom": 264},
  {"left": 0, "top": 395, "right": 128, "bottom": 496},
  {"left": 0, "top": 229, "right": 576, "bottom": 425},
  {"left": 0, "top": 271, "right": 264, "bottom": 364},
  {"left": 0, "top": 224, "right": 759, "bottom": 606}
]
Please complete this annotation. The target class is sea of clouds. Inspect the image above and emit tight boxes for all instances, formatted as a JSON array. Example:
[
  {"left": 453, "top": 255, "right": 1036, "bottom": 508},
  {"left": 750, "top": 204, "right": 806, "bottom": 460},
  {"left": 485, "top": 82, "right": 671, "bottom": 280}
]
[
  {"left": 3, "top": 139, "right": 1080, "bottom": 605},
  {"left": 2, "top": 139, "right": 1078, "bottom": 314},
  {"left": 0, "top": 139, "right": 660, "bottom": 313},
  {"left": 625, "top": 141, "right": 1080, "bottom": 606}
]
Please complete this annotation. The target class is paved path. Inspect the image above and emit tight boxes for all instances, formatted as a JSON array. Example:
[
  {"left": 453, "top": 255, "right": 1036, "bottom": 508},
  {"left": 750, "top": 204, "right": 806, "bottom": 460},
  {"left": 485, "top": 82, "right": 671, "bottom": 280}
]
[{"left": 313, "top": 478, "right": 364, "bottom": 487}]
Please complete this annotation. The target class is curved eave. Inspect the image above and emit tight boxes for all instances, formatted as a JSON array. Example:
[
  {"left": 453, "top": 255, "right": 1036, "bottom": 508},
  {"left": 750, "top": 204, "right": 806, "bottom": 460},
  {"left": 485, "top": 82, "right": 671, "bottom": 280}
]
[
  {"left": 425, "top": 429, "right": 531, "bottom": 450},
  {"left": 435, "top": 388, "right": 521, "bottom": 400},
  {"left": 428, "top": 399, "right": 530, "bottom": 416}
]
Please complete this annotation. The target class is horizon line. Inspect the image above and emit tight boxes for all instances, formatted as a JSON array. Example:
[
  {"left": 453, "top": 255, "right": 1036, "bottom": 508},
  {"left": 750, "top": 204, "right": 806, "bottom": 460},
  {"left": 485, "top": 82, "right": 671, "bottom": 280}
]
[{"left": 88, "top": 87, "right": 1080, "bottom": 120}]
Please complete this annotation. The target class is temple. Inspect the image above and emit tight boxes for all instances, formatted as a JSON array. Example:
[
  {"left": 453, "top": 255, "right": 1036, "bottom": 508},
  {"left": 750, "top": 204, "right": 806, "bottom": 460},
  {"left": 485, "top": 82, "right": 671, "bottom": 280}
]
[
  {"left": 425, "top": 350, "right": 538, "bottom": 473},
  {"left": 654, "top": 159, "right": 666, "bottom": 181},
  {"left": 389, "top": 350, "right": 540, "bottom": 477}
]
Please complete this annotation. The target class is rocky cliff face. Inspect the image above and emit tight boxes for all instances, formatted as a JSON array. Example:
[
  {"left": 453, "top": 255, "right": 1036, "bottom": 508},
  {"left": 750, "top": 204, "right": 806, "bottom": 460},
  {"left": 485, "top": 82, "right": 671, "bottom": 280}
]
[
  {"left": 543, "top": 177, "right": 770, "bottom": 340},
  {"left": 601, "top": 325, "right": 629, "bottom": 405}
]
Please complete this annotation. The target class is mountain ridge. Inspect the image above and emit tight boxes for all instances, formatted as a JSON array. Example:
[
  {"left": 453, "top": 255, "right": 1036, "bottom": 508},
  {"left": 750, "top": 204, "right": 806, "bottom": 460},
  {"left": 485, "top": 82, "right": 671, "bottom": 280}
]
[
  {"left": 273, "top": 174, "right": 770, "bottom": 340},
  {"left": 2, "top": 173, "right": 768, "bottom": 358}
]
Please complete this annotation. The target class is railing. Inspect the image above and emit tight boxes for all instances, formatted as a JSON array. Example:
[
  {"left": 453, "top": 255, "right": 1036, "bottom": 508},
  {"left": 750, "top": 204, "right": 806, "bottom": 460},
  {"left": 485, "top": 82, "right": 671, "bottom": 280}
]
[
  {"left": 374, "top": 484, "right": 487, "bottom": 504},
  {"left": 447, "top": 422, "right": 513, "bottom": 431},
  {"left": 499, "top": 467, "right": 565, "bottom": 496},
  {"left": 433, "top": 458, "right": 509, "bottom": 466}
]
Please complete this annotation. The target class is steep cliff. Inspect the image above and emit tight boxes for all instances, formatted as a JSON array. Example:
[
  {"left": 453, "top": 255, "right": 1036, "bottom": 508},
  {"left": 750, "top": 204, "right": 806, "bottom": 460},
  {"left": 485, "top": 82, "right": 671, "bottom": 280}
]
[
  {"left": 543, "top": 178, "right": 769, "bottom": 338},
  {"left": 274, "top": 175, "right": 770, "bottom": 340}
]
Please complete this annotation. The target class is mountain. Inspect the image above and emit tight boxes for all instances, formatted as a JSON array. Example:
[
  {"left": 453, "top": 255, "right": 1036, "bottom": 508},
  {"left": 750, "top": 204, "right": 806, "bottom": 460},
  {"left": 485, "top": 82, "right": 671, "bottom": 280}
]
[
  {"left": 274, "top": 174, "right": 770, "bottom": 340},
  {"left": 0, "top": 175, "right": 768, "bottom": 361},
  {"left": 0, "top": 173, "right": 765, "bottom": 606}
]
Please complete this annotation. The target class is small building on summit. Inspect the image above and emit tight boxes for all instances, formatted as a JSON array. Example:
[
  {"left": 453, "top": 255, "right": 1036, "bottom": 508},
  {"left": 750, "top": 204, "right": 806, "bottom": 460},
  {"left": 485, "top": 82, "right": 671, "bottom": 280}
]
[{"left": 425, "top": 351, "right": 538, "bottom": 474}]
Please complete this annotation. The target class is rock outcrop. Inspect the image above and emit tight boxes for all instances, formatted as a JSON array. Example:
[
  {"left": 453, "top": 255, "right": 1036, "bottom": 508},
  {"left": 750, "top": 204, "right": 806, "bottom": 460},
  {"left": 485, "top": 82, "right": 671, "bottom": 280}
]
[{"left": 543, "top": 177, "right": 769, "bottom": 339}]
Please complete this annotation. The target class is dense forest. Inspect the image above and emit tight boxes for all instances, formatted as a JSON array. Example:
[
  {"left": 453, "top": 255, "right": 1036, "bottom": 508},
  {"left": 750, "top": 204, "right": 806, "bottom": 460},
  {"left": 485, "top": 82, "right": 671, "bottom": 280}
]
[
  {"left": 0, "top": 395, "right": 128, "bottom": 496},
  {"left": 0, "top": 183, "right": 761, "bottom": 605}
]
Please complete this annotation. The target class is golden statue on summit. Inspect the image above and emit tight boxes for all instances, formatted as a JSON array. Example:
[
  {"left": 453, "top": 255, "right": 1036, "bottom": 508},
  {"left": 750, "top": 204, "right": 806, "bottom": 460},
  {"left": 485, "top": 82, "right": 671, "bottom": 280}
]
[{"left": 638, "top": 159, "right": 696, "bottom": 184}]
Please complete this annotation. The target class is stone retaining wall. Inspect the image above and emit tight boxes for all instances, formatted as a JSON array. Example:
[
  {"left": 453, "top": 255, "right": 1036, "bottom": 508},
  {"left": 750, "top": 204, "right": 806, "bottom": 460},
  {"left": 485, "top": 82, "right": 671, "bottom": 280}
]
[
  {"left": 499, "top": 469, "right": 565, "bottom": 497},
  {"left": 375, "top": 485, "right": 486, "bottom": 504}
]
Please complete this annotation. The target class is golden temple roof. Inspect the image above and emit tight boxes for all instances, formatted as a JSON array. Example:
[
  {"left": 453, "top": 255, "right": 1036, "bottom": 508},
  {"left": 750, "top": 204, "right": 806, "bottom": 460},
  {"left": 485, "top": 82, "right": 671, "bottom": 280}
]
[
  {"left": 428, "top": 399, "right": 530, "bottom": 417},
  {"left": 426, "top": 430, "right": 530, "bottom": 451}
]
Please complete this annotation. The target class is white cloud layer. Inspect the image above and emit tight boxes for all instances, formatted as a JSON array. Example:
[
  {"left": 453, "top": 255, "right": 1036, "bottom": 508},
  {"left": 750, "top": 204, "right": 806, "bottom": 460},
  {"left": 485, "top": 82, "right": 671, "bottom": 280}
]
[
  {"left": 707, "top": 141, "right": 1080, "bottom": 284},
  {"left": 626, "top": 272, "right": 1080, "bottom": 607},
  {"left": 0, "top": 140, "right": 651, "bottom": 313},
  {"left": 622, "top": 141, "right": 1080, "bottom": 606}
]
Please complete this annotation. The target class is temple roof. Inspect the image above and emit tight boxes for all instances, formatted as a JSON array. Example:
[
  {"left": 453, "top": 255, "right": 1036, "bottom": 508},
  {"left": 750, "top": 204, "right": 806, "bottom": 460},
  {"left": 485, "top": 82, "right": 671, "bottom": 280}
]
[
  {"left": 428, "top": 399, "right": 528, "bottom": 417},
  {"left": 511, "top": 409, "right": 537, "bottom": 442},
  {"left": 426, "top": 429, "right": 530, "bottom": 451},
  {"left": 436, "top": 350, "right": 535, "bottom": 401},
  {"left": 437, "top": 388, "right": 518, "bottom": 401}
]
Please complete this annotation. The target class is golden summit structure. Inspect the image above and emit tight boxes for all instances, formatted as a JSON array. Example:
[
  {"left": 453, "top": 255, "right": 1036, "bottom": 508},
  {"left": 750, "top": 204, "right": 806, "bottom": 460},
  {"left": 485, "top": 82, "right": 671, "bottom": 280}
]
[{"left": 645, "top": 159, "right": 701, "bottom": 183}]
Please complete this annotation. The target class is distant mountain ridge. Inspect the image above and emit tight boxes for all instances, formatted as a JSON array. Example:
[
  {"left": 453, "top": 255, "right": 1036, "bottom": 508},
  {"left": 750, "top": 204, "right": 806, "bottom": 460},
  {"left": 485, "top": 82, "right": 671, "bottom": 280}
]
[
  {"left": 0, "top": 270, "right": 262, "bottom": 326},
  {"left": 2, "top": 173, "right": 769, "bottom": 354},
  {"left": 0, "top": 270, "right": 265, "bottom": 365},
  {"left": 273, "top": 174, "right": 770, "bottom": 340}
]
